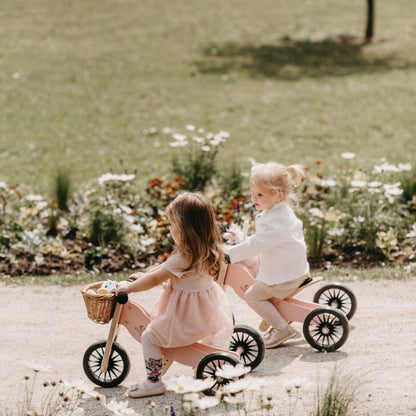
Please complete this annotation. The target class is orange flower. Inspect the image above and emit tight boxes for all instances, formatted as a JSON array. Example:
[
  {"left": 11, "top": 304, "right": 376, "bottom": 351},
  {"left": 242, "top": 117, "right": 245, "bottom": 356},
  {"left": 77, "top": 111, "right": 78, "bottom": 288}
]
[
  {"left": 315, "top": 160, "right": 322, "bottom": 165},
  {"left": 228, "top": 198, "right": 245, "bottom": 210},
  {"left": 149, "top": 178, "right": 164, "bottom": 188},
  {"left": 131, "top": 209, "right": 137, "bottom": 215},
  {"left": 225, "top": 213, "right": 233, "bottom": 223},
  {"left": 161, "top": 253, "right": 170, "bottom": 262},
  {"left": 174, "top": 176, "right": 184, "bottom": 186}
]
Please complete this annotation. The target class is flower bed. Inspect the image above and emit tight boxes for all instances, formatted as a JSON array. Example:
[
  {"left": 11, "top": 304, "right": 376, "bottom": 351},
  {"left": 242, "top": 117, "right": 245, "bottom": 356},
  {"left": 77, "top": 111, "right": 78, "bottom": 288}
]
[{"left": 1, "top": 128, "right": 415, "bottom": 277}]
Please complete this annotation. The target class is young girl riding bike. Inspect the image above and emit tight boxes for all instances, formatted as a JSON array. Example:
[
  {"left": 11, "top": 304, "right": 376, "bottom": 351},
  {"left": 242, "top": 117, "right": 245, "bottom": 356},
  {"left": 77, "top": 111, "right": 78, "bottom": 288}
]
[
  {"left": 226, "top": 162, "right": 310, "bottom": 349},
  {"left": 116, "top": 192, "right": 233, "bottom": 398}
]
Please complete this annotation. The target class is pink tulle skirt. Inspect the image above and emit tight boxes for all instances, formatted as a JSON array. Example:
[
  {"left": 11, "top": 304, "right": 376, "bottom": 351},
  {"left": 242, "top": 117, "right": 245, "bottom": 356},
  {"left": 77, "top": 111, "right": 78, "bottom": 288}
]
[{"left": 146, "top": 281, "right": 233, "bottom": 349}]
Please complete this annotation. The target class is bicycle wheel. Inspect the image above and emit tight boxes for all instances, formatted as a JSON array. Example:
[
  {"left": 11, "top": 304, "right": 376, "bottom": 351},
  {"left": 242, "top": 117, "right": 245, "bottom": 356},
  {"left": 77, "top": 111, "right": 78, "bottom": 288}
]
[
  {"left": 195, "top": 352, "right": 240, "bottom": 396},
  {"left": 313, "top": 283, "right": 357, "bottom": 320},
  {"left": 83, "top": 340, "right": 130, "bottom": 388},
  {"left": 303, "top": 307, "right": 349, "bottom": 352},
  {"left": 229, "top": 325, "right": 265, "bottom": 370}
]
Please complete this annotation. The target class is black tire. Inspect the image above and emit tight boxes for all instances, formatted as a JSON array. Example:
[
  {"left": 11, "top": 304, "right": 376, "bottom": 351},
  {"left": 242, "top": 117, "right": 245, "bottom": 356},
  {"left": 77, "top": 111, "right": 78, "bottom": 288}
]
[
  {"left": 195, "top": 352, "right": 240, "bottom": 396},
  {"left": 303, "top": 307, "right": 349, "bottom": 352},
  {"left": 313, "top": 283, "right": 357, "bottom": 320},
  {"left": 83, "top": 340, "right": 130, "bottom": 388},
  {"left": 229, "top": 325, "right": 265, "bottom": 370}
]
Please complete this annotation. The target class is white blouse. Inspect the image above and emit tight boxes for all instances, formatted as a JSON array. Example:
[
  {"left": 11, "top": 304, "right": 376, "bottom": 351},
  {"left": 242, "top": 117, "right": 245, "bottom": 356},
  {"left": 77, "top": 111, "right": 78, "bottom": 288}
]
[{"left": 227, "top": 202, "right": 309, "bottom": 285}]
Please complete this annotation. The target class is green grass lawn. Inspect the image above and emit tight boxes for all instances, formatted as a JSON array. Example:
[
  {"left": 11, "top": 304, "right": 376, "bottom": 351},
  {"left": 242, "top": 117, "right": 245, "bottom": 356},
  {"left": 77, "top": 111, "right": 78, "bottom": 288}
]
[
  {"left": 0, "top": 264, "right": 410, "bottom": 287},
  {"left": 1, "top": 0, "right": 415, "bottom": 194}
]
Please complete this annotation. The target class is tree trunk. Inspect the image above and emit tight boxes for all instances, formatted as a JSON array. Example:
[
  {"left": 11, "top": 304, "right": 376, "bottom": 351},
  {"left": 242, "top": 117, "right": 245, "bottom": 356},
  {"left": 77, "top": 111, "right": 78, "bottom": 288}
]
[{"left": 365, "top": 0, "right": 375, "bottom": 41}]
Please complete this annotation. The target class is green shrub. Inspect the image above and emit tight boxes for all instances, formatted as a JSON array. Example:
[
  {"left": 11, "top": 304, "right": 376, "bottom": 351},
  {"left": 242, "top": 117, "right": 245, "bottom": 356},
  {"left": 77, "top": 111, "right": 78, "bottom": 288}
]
[
  {"left": 218, "top": 161, "right": 247, "bottom": 199},
  {"left": 88, "top": 210, "right": 127, "bottom": 246},
  {"left": 401, "top": 167, "right": 416, "bottom": 201},
  {"left": 304, "top": 218, "right": 328, "bottom": 259},
  {"left": 83, "top": 244, "right": 106, "bottom": 270},
  {"left": 170, "top": 128, "right": 228, "bottom": 191},
  {"left": 51, "top": 169, "right": 72, "bottom": 212}
]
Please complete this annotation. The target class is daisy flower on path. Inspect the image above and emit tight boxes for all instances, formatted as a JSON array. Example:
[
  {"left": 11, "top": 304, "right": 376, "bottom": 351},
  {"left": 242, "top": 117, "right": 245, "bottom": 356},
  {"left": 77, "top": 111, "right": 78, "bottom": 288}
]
[
  {"left": 215, "top": 363, "right": 251, "bottom": 379},
  {"left": 165, "top": 375, "right": 213, "bottom": 394},
  {"left": 106, "top": 399, "right": 139, "bottom": 415}
]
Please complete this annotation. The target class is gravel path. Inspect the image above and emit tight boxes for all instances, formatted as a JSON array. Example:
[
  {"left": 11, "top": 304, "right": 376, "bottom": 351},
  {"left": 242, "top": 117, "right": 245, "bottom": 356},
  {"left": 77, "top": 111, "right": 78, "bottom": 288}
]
[{"left": 1, "top": 278, "right": 415, "bottom": 415}]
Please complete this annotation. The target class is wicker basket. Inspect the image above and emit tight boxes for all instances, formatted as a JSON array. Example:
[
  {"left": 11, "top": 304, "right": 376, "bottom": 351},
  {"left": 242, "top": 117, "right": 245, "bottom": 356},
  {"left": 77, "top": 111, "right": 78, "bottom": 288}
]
[{"left": 81, "top": 282, "right": 116, "bottom": 324}]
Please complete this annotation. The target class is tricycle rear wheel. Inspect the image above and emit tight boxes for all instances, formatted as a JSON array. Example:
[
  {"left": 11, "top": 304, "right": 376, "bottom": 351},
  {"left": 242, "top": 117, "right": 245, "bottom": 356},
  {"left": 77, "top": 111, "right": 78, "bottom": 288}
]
[
  {"left": 303, "top": 307, "right": 349, "bottom": 352},
  {"left": 229, "top": 324, "right": 265, "bottom": 370},
  {"left": 313, "top": 283, "right": 357, "bottom": 320}
]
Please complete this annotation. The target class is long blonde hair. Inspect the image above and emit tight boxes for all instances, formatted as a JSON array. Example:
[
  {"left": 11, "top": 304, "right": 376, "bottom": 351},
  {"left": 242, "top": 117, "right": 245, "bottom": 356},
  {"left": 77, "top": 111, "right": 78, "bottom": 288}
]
[
  {"left": 166, "top": 192, "right": 224, "bottom": 277},
  {"left": 250, "top": 162, "right": 304, "bottom": 206}
]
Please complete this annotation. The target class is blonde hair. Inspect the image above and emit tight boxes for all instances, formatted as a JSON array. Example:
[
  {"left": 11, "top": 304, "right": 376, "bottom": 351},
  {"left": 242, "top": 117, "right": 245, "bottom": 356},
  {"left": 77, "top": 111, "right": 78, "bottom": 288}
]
[
  {"left": 250, "top": 162, "right": 304, "bottom": 205},
  {"left": 166, "top": 192, "right": 225, "bottom": 277}
]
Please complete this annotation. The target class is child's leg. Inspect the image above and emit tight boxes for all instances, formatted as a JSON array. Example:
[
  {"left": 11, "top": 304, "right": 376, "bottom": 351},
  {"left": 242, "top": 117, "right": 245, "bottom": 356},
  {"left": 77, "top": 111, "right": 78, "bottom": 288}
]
[
  {"left": 128, "top": 328, "right": 166, "bottom": 398},
  {"left": 141, "top": 329, "right": 163, "bottom": 384},
  {"left": 245, "top": 281, "right": 289, "bottom": 331},
  {"left": 245, "top": 278, "right": 306, "bottom": 348}
]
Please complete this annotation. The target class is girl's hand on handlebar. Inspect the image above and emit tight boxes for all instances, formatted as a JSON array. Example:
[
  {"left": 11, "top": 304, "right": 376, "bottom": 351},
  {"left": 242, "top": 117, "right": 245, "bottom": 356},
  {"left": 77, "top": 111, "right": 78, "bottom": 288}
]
[{"left": 115, "top": 281, "right": 130, "bottom": 296}]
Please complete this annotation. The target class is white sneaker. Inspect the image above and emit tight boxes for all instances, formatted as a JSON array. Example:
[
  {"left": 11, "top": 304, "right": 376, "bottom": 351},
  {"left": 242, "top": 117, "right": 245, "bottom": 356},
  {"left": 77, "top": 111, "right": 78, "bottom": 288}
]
[
  {"left": 128, "top": 381, "right": 166, "bottom": 398},
  {"left": 263, "top": 326, "right": 297, "bottom": 349}
]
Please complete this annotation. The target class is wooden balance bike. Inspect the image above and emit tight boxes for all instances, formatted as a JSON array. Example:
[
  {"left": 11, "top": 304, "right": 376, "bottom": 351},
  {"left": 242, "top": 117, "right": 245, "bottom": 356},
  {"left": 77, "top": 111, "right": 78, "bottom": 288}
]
[{"left": 81, "top": 281, "right": 265, "bottom": 396}]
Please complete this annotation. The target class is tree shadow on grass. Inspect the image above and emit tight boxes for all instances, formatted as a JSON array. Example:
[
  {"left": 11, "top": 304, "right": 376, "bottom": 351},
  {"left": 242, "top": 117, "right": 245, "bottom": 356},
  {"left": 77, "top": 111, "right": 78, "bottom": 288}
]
[{"left": 195, "top": 35, "right": 415, "bottom": 80}]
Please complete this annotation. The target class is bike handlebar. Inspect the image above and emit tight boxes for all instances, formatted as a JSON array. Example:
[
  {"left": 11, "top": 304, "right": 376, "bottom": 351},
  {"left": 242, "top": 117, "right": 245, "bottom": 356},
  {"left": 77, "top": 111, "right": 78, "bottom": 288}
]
[{"left": 116, "top": 292, "right": 128, "bottom": 304}]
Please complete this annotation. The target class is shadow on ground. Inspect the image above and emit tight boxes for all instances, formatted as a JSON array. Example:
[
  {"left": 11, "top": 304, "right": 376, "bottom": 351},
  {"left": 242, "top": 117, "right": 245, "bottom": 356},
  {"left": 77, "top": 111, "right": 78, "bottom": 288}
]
[{"left": 195, "top": 35, "right": 415, "bottom": 80}]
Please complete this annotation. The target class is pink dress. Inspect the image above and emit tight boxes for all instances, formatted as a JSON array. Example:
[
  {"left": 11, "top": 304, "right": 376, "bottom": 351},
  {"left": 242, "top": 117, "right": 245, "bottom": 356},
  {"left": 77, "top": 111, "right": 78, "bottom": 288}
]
[{"left": 145, "top": 253, "right": 234, "bottom": 349}]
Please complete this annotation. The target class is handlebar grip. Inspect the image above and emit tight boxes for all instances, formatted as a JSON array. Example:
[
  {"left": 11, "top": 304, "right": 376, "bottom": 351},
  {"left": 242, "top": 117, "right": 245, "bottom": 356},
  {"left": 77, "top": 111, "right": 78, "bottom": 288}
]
[{"left": 116, "top": 292, "right": 128, "bottom": 304}]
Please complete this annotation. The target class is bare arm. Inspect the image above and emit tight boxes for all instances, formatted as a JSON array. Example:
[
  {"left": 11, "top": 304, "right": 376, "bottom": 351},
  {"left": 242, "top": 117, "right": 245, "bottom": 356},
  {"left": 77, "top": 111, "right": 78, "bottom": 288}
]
[
  {"left": 116, "top": 266, "right": 173, "bottom": 295},
  {"left": 129, "top": 262, "right": 164, "bottom": 279}
]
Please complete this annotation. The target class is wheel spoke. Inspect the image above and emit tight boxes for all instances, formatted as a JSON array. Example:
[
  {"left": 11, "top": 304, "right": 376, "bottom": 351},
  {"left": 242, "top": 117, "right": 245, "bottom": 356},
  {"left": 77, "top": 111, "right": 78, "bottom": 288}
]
[
  {"left": 320, "top": 288, "right": 352, "bottom": 315},
  {"left": 310, "top": 312, "right": 344, "bottom": 348}
]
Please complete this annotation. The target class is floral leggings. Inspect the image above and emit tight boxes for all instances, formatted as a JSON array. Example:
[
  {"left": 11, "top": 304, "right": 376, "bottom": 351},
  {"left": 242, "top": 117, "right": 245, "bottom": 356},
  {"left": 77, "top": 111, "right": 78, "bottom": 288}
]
[{"left": 141, "top": 329, "right": 163, "bottom": 383}]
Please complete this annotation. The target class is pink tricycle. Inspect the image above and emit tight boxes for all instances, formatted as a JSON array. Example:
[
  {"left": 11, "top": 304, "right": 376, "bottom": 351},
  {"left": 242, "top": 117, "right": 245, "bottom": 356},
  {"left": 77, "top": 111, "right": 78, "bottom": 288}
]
[
  {"left": 81, "top": 280, "right": 265, "bottom": 396},
  {"left": 217, "top": 262, "right": 356, "bottom": 352},
  {"left": 81, "top": 263, "right": 356, "bottom": 393}
]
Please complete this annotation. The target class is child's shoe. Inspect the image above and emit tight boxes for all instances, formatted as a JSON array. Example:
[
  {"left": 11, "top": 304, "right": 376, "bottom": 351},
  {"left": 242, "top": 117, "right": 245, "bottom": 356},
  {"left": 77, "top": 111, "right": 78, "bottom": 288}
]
[
  {"left": 263, "top": 326, "right": 297, "bottom": 349},
  {"left": 127, "top": 380, "right": 166, "bottom": 398}
]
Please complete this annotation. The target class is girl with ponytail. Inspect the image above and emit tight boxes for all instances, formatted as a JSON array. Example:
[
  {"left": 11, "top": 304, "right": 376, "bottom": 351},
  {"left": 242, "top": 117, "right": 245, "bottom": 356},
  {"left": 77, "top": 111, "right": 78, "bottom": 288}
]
[{"left": 226, "top": 162, "right": 310, "bottom": 349}]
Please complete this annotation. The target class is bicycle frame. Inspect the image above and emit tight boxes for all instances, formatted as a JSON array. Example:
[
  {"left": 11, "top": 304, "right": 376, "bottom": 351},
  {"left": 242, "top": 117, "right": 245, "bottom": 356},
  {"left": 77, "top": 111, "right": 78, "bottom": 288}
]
[
  {"left": 220, "top": 263, "right": 323, "bottom": 323},
  {"left": 100, "top": 298, "right": 239, "bottom": 374},
  {"left": 100, "top": 262, "right": 324, "bottom": 373}
]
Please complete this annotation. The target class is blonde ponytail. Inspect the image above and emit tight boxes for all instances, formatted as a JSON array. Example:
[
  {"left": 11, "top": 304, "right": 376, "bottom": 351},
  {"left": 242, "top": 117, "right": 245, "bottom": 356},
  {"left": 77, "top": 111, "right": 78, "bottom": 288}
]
[
  {"left": 287, "top": 164, "right": 305, "bottom": 187},
  {"left": 250, "top": 161, "right": 305, "bottom": 207}
]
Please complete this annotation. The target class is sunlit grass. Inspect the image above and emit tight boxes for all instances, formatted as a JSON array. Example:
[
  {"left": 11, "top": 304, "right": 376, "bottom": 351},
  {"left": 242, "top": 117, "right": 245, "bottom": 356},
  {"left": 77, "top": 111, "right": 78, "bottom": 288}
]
[
  {"left": 314, "top": 264, "right": 414, "bottom": 281},
  {"left": 0, "top": 264, "right": 412, "bottom": 286},
  {"left": 0, "top": 271, "right": 131, "bottom": 287},
  {"left": 1, "top": 0, "right": 415, "bottom": 193}
]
